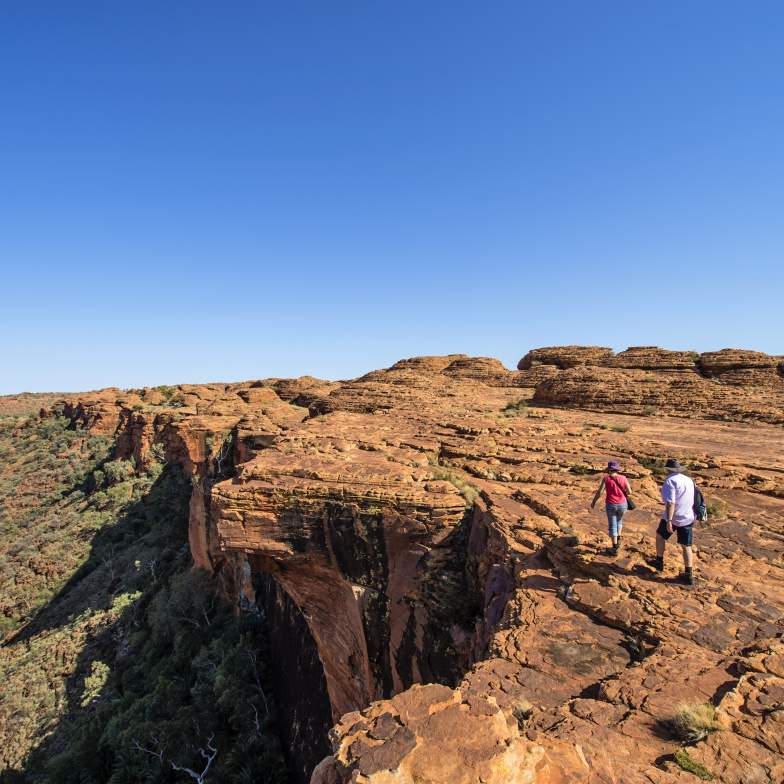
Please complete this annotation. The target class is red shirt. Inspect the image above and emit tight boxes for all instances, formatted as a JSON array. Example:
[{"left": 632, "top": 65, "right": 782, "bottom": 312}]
[{"left": 605, "top": 474, "right": 629, "bottom": 504}]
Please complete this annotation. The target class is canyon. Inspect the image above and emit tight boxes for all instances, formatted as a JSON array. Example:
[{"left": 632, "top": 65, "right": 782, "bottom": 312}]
[{"left": 18, "top": 346, "right": 784, "bottom": 782}]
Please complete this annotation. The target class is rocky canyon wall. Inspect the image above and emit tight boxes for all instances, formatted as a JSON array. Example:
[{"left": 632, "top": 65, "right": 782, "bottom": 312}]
[{"left": 48, "top": 345, "right": 784, "bottom": 783}]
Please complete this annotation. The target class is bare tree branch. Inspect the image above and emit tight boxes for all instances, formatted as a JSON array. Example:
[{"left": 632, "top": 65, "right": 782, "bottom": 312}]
[
  {"left": 245, "top": 649, "right": 269, "bottom": 715},
  {"left": 134, "top": 733, "right": 218, "bottom": 783},
  {"left": 170, "top": 734, "right": 217, "bottom": 783},
  {"left": 133, "top": 739, "right": 163, "bottom": 762},
  {"left": 172, "top": 613, "right": 201, "bottom": 629}
]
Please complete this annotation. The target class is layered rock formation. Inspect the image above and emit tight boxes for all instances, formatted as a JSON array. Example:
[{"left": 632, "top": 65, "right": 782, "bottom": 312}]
[
  {"left": 531, "top": 346, "right": 784, "bottom": 424},
  {"left": 517, "top": 345, "right": 614, "bottom": 369},
  {"left": 603, "top": 346, "right": 699, "bottom": 370},
  {"left": 48, "top": 345, "right": 784, "bottom": 784}
]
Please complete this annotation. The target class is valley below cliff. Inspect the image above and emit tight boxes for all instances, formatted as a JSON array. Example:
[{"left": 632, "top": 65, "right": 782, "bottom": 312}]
[{"left": 1, "top": 346, "right": 783, "bottom": 784}]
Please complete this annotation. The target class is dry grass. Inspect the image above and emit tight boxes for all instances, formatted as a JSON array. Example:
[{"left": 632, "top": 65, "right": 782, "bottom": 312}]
[
  {"left": 429, "top": 463, "right": 479, "bottom": 507},
  {"left": 511, "top": 697, "right": 534, "bottom": 726},
  {"left": 501, "top": 399, "right": 529, "bottom": 417},
  {"left": 671, "top": 702, "right": 721, "bottom": 743}
]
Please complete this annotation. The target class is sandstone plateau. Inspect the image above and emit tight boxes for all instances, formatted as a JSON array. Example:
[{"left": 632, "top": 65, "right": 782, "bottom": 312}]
[{"left": 44, "top": 346, "right": 784, "bottom": 783}]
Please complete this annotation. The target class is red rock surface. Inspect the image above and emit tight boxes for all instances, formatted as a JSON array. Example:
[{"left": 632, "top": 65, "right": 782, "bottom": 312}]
[
  {"left": 532, "top": 347, "right": 784, "bottom": 424},
  {"left": 50, "top": 346, "right": 784, "bottom": 783},
  {"left": 603, "top": 346, "right": 699, "bottom": 370},
  {"left": 533, "top": 366, "right": 784, "bottom": 424},
  {"left": 698, "top": 348, "right": 781, "bottom": 375},
  {"left": 0, "top": 392, "right": 67, "bottom": 417},
  {"left": 517, "top": 345, "right": 614, "bottom": 370}
]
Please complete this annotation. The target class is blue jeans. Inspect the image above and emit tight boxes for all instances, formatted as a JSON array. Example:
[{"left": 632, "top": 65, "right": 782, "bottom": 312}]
[{"left": 606, "top": 503, "right": 627, "bottom": 538}]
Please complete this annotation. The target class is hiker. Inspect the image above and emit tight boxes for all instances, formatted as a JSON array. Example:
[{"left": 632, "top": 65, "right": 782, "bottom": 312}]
[
  {"left": 652, "top": 458, "right": 695, "bottom": 585},
  {"left": 590, "top": 460, "right": 631, "bottom": 555}
]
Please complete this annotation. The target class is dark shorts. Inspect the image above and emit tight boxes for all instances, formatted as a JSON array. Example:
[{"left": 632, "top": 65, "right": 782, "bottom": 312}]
[{"left": 657, "top": 519, "right": 693, "bottom": 546}]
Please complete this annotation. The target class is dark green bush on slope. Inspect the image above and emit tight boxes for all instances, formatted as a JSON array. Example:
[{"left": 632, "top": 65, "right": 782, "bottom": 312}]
[{"left": 0, "top": 414, "right": 287, "bottom": 783}]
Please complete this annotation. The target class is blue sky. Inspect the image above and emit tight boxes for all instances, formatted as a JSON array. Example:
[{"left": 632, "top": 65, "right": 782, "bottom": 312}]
[{"left": 1, "top": 2, "right": 782, "bottom": 393}]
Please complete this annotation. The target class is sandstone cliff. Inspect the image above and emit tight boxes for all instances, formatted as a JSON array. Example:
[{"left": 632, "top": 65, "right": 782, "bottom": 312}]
[{"left": 47, "top": 345, "right": 784, "bottom": 784}]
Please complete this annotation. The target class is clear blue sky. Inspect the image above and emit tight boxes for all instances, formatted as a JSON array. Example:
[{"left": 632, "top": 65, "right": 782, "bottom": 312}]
[{"left": 1, "top": 2, "right": 782, "bottom": 393}]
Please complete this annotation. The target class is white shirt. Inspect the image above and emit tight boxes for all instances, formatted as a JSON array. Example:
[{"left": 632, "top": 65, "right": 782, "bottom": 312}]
[{"left": 661, "top": 472, "right": 696, "bottom": 527}]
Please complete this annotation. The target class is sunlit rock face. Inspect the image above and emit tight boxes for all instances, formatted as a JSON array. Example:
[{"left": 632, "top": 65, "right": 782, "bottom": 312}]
[
  {"left": 211, "top": 413, "right": 484, "bottom": 719},
  {"left": 53, "top": 346, "right": 784, "bottom": 784}
]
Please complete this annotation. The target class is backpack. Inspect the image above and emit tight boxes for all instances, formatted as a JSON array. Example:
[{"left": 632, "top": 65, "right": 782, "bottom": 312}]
[{"left": 693, "top": 483, "right": 708, "bottom": 522}]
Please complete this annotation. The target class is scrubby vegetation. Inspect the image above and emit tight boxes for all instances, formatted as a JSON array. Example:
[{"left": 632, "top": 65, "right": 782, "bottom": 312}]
[
  {"left": 674, "top": 748, "right": 714, "bottom": 780},
  {"left": 638, "top": 456, "right": 671, "bottom": 478},
  {"left": 510, "top": 698, "right": 533, "bottom": 729},
  {"left": 671, "top": 702, "right": 721, "bottom": 743},
  {"left": 152, "top": 386, "right": 185, "bottom": 408},
  {"left": 501, "top": 399, "right": 529, "bottom": 417},
  {"left": 428, "top": 462, "right": 479, "bottom": 507},
  {"left": 705, "top": 498, "right": 727, "bottom": 519},
  {"left": 0, "top": 414, "right": 115, "bottom": 637},
  {"left": 585, "top": 422, "right": 630, "bottom": 433},
  {"left": 0, "top": 414, "right": 286, "bottom": 783},
  {"left": 569, "top": 464, "right": 597, "bottom": 476}
]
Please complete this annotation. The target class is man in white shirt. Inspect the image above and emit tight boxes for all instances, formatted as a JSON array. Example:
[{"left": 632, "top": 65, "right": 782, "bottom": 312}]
[{"left": 652, "top": 458, "right": 696, "bottom": 585}]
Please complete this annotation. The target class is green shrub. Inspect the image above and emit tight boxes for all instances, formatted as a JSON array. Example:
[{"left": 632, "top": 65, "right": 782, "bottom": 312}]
[
  {"left": 674, "top": 748, "right": 714, "bottom": 780},
  {"left": 80, "top": 660, "right": 110, "bottom": 707},
  {"left": 104, "top": 459, "right": 135, "bottom": 485},
  {"left": 155, "top": 385, "right": 184, "bottom": 407},
  {"left": 106, "top": 480, "right": 134, "bottom": 506}
]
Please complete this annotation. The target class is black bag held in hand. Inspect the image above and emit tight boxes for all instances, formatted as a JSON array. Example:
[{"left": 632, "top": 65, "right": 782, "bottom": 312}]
[{"left": 608, "top": 474, "right": 636, "bottom": 510}]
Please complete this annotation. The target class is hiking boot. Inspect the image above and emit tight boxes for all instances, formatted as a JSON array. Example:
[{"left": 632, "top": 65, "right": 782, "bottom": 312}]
[
  {"left": 610, "top": 543, "right": 619, "bottom": 557},
  {"left": 680, "top": 568, "right": 694, "bottom": 586},
  {"left": 651, "top": 556, "right": 664, "bottom": 572}
]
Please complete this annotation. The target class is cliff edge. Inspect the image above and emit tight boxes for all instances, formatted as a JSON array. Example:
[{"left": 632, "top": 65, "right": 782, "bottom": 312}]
[{"left": 41, "top": 346, "right": 784, "bottom": 784}]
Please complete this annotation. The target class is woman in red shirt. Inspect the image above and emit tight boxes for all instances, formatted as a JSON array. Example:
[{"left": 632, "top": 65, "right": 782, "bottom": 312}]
[{"left": 590, "top": 460, "right": 631, "bottom": 555}]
